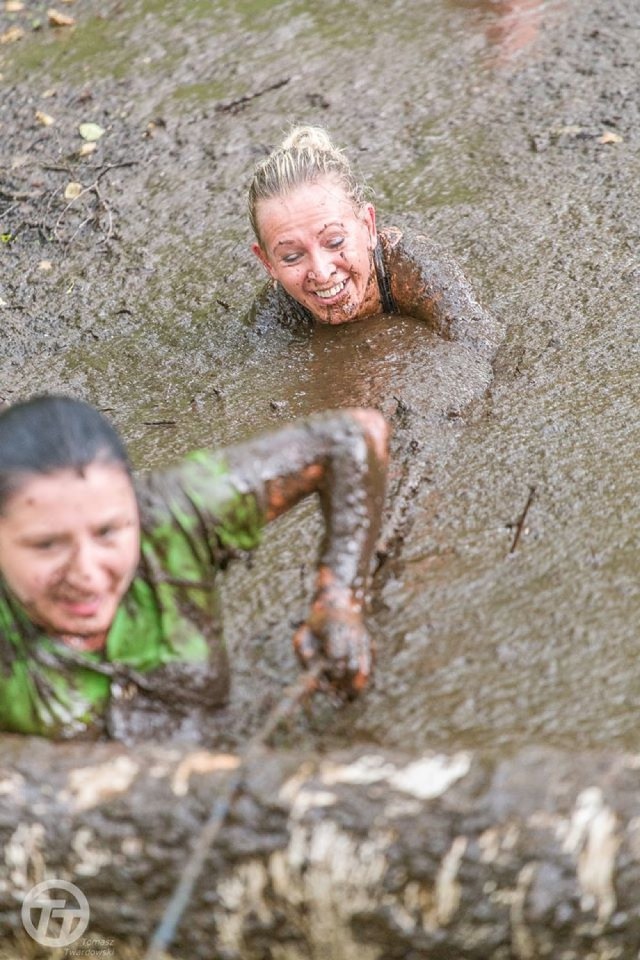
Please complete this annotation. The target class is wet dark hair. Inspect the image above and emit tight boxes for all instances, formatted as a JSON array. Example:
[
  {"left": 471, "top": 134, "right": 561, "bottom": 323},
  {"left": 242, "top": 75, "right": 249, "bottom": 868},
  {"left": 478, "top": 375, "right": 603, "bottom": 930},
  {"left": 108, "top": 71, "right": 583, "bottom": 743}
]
[{"left": 0, "top": 395, "right": 131, "bottom": 513}]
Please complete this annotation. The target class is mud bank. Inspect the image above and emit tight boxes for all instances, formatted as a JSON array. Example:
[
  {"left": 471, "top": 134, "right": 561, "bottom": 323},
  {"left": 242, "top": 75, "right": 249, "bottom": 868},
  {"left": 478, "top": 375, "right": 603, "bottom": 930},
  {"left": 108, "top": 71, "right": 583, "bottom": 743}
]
[{"left": 2, "top": 736, "right": 640, "bottom": 959}]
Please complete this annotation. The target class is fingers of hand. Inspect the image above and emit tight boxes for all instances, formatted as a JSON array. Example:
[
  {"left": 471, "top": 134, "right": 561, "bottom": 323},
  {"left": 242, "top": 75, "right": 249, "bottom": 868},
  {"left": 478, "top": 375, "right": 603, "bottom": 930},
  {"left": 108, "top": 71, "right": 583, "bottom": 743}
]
[
  {"left": 292, "top": 614, "right": 372, "bottom": 695},
  {"left": 324, "top": 617, "right": 372, "bottom": 688},
  {"left": 292, "top": 623, "right": 320, "bottom": 668}
]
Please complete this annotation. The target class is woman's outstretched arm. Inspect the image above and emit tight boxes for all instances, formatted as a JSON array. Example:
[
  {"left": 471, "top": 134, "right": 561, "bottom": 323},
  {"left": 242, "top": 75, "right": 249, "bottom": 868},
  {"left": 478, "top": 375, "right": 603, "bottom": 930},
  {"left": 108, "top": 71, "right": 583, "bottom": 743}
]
[{"left": 223, "top": 409, "right": 389, "bottom": 696}]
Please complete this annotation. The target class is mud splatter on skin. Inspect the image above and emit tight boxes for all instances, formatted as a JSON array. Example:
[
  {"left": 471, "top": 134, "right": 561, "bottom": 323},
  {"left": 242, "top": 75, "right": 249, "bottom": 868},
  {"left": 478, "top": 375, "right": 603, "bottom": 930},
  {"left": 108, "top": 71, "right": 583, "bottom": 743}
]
[{"left": 318, "top": 248, "right": 381, "bottom": 326}]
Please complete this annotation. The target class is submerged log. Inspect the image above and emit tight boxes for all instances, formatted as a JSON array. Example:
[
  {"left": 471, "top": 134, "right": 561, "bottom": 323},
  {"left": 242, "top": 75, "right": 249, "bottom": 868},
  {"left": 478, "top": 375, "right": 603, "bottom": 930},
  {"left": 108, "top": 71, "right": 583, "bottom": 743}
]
[{"left": 1, "top": 737, "right": 640, "bottom": 958}]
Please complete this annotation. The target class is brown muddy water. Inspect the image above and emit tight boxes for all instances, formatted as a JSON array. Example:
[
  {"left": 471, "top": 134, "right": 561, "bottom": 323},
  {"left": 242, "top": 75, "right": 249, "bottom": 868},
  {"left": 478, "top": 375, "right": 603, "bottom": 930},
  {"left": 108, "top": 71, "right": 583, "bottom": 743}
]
[{"left": 2, "top": 0, "right": 640, "bottom": 757}]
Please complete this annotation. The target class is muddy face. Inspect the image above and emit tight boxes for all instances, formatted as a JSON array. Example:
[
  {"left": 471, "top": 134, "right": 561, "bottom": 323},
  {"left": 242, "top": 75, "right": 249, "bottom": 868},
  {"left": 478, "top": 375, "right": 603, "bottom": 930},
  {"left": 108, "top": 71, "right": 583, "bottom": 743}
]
[
  {"left": 0, "top": 464, "right": 140, "bottom": 642},
  {"left": 252, "top": 178, "right": 381, "bottom": 324}
]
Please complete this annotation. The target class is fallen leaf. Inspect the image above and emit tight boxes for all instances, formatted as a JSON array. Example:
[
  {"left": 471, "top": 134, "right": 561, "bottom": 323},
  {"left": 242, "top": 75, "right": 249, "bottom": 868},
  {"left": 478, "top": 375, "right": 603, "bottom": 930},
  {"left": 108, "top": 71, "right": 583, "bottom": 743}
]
[
  {"left": 42, "top": 87, "right": 57, "bottom": 99},
  {"left": 77, "top": 141, "right": 97, "bottom": 157},
  {"left": 5, "top": 1, "right": 25, "bottom": 11},
  {"left": 47, "top": 8, "right": 75, "bottom": 26},
  {"left": 598, "top": 131, "right": 623, "bottom": 145},
  {"left": 0, "top": 25, "right": 24, "bottom": 43},
  {"left": 35, "top": 110, "right": 55, "bottom": 126},
  {"left": 550, "top": 124, "right": 586, "bottom": 138},
  {"left": 39, "top": 260, "right": 53, "bottom": 272},
  {"left": 78, "top": 121, "right": 105, "bottom": 141},
  {"left": 64, "top": 181, "right": 83, "bottom": 200}
]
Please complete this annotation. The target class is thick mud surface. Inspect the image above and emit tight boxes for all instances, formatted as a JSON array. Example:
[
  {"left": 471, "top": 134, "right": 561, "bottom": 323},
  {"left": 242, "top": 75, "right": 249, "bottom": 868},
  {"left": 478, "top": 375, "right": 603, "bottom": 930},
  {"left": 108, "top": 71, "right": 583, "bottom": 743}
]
[{"left": 2, "top": 0, "right": 640, "bottom": 756}]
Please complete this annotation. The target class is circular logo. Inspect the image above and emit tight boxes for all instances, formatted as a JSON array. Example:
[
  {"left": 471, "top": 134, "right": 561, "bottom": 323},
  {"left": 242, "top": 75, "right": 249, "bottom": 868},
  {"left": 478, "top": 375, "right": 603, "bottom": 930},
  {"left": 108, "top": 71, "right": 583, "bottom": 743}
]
[{"left": 22, "top": 879, "right": 90, "bottom": 948}]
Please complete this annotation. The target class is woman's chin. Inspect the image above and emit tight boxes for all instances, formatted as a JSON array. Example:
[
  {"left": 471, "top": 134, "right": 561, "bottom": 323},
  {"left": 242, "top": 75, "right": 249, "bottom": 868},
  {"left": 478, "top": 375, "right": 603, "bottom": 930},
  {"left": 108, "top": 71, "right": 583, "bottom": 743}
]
[
  {"left": 36, "top": 601, "right": 117, "bottom": 639},
  {"left": 310, "top": 298, "right": 364, "bottom": 325}
]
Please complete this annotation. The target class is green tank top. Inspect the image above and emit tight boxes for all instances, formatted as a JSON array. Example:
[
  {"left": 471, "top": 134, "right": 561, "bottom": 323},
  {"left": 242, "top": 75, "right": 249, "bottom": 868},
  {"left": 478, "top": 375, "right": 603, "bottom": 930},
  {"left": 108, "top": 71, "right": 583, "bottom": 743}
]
[{"left": 0, "top": 450, "right": 265, "bottom": 739}]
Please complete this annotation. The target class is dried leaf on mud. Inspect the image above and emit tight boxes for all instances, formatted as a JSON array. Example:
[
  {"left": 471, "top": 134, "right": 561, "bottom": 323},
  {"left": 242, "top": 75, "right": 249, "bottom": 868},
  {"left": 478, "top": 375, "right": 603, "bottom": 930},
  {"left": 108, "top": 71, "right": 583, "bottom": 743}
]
[
  {"left": 5, "top": 1, "right": 25, "bottom": 12},
  {"left": 78, "top": 141, "right": 97, "bottom": 157},
  {"left": 42, "top": 87, "right": 57, "bottom": 98},
  {"left": 598, "top": 131, "right": 623, "bottom": 145},
  {"left": 35, "top": 110, "right": 55, "bottom": 126},
  {"left": 47, "top": 8, "right": 75, "bottom": 26},
  {"left": 64, "top": 181, "right": 83, "bottom": 200},
  {"left": 0, "top": 25, "right": 24, "bottom": 43},
  {"left": 78, "top": 121, "right": 105, "bottom": 141},
  {"left": 552, "top": 124, "right": 584, "bottom": 137},
  {"left": 39, "top": 260, "right": 53, "bottom": 272}
]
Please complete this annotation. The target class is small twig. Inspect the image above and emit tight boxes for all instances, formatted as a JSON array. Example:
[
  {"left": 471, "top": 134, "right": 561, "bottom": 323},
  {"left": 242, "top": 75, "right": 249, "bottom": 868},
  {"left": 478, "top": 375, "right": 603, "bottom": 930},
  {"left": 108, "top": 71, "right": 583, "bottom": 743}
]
[
  {"left": 94, "top": 184, "right": 114, "bottom": 244},
  {"left": 41, "top": 184, "right": 63, "bottom": 239},
  {"left": 509, "top": 485, "right": 536, "bottom": 555},
  {"left": 94, "top": 160, "right": 138, "bottom": 183},
  {"left": 0, "top": 201, "right": 21, "bottom": 218},
  {"left": 53, "top": 179, "right": 115, "bottom": 244},
  {"left": 41, "top": 163, "right": 75, "bottom": 174},
  {"left": 216, "top": 77, "right": 290, "bottom": 114},
  {"left": 65, "top": 210, "right": 96, "bottom": 244},
  {"left": 35, "top": 162, "right": 136, "bottom": 245},
  {"left": 0, "top": 188, "right": 41, "bottom": 202},
  {"left": 53, "top": 182, "right": 97, "bottom": 240}
]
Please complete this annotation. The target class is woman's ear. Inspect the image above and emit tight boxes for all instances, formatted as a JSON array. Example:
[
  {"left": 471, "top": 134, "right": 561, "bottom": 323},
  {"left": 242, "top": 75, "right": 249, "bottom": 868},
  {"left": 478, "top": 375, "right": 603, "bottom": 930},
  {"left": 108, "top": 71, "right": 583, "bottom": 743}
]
[
  {"left": 252, "top": 243, "right": 277, "bottom": 279},
  {"left": 362, "top": 203, "right": 377, "bottom": 249}
]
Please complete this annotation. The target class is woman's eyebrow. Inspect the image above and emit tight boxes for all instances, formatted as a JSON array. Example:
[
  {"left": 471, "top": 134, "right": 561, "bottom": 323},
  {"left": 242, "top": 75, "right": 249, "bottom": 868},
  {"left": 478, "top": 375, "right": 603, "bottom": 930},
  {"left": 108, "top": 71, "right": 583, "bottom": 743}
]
[
  {"left": 274, "top": 221, "right": 346, "bottom": 249},
  {"left": 17, "top": 530, "right": 67, "bottom": 545},
  {"left": 318, "top": 221, "right": 345, "bottom": 234}
]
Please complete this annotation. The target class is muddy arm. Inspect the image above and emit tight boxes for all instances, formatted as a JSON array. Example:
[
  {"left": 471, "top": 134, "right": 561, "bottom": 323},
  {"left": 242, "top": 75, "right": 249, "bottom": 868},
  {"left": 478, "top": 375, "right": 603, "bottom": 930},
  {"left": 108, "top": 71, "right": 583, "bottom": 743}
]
[
  {"left": 223, "top": 410, "right": 389, "bottom": 694},
  {"left": 384, "top": 230, "right": 504, "bottom": 358}
]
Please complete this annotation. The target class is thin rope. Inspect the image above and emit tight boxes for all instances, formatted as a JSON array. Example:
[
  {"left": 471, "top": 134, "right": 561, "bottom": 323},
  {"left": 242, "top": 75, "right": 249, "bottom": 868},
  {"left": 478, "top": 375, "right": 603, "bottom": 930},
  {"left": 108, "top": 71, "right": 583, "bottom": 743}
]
[{"left": 144, "top": 661, "right": 325, "bottom": 960}]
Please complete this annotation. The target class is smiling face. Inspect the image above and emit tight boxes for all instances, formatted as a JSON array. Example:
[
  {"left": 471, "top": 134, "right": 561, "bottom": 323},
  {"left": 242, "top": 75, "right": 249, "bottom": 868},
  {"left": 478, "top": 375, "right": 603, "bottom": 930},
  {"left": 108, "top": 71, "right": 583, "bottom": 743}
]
[
  {"left": 252, "top": 177, "right": 381, "bottom": 325},
  {"left": 0, "top": 462, "right": 140, "bottom": 644}
]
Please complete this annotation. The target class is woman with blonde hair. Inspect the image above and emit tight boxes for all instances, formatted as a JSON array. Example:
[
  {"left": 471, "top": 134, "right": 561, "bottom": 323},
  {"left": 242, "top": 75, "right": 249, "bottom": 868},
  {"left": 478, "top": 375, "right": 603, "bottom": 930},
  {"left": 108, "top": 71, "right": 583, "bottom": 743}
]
[{"left": 248, "top": 125, "right": 501, "bottom": 357}]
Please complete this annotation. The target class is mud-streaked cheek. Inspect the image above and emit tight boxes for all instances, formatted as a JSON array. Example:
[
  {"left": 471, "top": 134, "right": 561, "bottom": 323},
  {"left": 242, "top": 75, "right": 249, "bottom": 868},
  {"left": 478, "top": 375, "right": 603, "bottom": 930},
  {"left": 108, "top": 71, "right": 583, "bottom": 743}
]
[{"left": 23, "top": 570, "right": 56, "bottom": 606}]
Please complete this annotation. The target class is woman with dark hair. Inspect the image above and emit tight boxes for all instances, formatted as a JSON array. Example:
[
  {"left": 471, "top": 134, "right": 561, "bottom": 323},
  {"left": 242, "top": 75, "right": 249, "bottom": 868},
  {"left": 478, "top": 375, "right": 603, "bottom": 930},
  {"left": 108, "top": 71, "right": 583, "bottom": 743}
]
[
  {"left": 248, "top": 125, "right": 502, "bottom": 359},
  {"left": 0, "top": 395, "right": 388, "bottom": 741}
]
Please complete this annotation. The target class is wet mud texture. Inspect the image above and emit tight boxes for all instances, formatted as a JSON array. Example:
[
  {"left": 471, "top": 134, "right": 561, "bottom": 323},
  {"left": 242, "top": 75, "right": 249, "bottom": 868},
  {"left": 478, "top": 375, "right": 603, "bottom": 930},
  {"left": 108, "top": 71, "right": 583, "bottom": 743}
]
[{"left": 2, "top": 0, "right": 640, "bottom": 756}]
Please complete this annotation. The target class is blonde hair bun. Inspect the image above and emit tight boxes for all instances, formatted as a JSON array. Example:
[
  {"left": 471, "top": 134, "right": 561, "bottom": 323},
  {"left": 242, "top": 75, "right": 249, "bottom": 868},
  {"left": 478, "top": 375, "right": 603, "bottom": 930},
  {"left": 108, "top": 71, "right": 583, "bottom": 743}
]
[{"left": 281, "top": 125, "right": 336, "bottom": 153}]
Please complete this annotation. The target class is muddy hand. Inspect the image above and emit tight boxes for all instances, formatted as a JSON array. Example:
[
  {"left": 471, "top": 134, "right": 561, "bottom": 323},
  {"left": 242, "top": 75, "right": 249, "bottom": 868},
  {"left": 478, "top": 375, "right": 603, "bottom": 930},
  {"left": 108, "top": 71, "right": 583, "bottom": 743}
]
[{"left": 292, "top": 595, "right": 373, "bottom": 697}]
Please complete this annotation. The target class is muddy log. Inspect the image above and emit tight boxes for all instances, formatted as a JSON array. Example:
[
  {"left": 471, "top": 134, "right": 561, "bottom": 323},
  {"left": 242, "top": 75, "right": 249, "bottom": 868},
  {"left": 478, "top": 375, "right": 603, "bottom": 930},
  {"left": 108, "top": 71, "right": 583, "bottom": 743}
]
[{"left": 1, "top": 737, "right": 640, "bottom": 958}]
